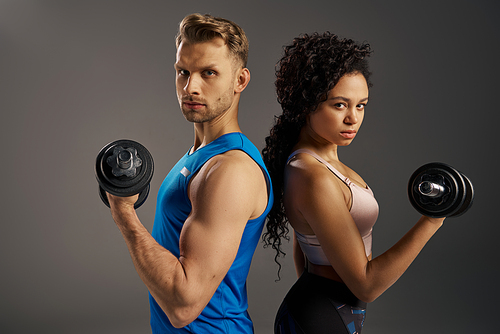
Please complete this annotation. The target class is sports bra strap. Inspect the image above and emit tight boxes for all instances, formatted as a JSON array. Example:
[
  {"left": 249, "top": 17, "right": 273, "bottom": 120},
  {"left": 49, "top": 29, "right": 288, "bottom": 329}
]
[{"left": 288, "top": 149, "right": 351, "bottom": 185}]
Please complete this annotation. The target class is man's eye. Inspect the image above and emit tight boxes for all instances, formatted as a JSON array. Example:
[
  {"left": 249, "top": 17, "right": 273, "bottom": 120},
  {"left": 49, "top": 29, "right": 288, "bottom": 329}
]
[
  {"left": 179, "top": 70, "right": 189, "bottom": 76},
  {"left": 205, "top": 70, "right": 215, "bottom": 76}
]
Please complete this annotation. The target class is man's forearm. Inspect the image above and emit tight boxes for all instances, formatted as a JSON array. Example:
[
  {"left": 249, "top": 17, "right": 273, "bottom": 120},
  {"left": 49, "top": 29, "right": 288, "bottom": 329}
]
[{"left": 109, "top": 206, "right": 195, "bottom": 327}]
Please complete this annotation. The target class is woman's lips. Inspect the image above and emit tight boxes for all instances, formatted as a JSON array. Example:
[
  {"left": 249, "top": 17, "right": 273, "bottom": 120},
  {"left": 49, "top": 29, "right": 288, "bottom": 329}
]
[{"left": 340, "top": 130, "right": 357, "bottom": 139}]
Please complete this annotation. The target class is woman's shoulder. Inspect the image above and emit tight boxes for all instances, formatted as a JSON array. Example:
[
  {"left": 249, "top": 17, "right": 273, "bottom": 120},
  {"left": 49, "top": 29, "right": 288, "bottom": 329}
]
[
  {"left": 287, "top": 152, "right": 329, "bottom": 177},
  {"left": 286, "top": 152, "right": 345, "bottom": 194}
]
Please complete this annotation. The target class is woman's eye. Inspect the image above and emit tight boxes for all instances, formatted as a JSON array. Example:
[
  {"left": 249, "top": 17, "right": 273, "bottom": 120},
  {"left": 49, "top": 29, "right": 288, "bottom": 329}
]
[{"left": 357, "top": 104, "right": 366, "bottom": 110}]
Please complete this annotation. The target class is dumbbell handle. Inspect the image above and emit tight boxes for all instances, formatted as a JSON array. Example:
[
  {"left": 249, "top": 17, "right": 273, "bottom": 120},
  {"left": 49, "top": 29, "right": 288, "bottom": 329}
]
[
  {"left": 107, "top": 146, "right": 142, "bottom": 178},
  {"left": 418, "top": 181, "right": 445, "bottom": 198},
  {"left": 117, "top": 150, "right": 132, "bottom": 169}
]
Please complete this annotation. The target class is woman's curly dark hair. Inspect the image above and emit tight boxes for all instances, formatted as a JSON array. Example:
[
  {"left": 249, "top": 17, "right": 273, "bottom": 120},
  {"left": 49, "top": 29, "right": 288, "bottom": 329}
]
[{"left": 262, "top": 32, "right": 373, "bottom": 277}]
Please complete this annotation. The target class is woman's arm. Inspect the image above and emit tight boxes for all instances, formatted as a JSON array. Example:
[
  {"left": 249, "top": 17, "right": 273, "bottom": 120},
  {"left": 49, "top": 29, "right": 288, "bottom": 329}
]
[{"left": 286, "top": 158, "right": 444, "bottom": 303}]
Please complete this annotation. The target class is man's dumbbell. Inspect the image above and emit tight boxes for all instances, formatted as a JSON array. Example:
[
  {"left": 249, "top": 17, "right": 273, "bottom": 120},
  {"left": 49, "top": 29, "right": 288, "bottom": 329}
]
[
  {"left": 407, "top": 162, "right": 474, "bottom": 218},
  {"left": 95, "top": 139, "right": 154, "bottom": 209}
]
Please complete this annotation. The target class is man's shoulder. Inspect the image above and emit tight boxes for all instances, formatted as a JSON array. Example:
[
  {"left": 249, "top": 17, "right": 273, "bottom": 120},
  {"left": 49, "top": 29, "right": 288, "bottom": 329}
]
[
  {"left": 206, "top": 149, "right": 259, "bottom": 175},
  {"left": 190, "top": 149, "right": 269, "bottom": 220}
]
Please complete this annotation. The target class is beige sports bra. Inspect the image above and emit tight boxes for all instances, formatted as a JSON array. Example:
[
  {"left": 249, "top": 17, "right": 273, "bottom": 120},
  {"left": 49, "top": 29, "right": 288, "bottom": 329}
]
[{"left": 289, "top": 149, "right": 379, "bottom": 265}]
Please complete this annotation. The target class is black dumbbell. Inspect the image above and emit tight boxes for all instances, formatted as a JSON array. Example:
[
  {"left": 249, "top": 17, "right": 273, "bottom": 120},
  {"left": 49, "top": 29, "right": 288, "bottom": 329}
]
[
  {"left": 407, "top": 162, "right": 474, "bottom": 218},
  {"left": 95, "top": 139, "right": 154, "bottom": 209}
]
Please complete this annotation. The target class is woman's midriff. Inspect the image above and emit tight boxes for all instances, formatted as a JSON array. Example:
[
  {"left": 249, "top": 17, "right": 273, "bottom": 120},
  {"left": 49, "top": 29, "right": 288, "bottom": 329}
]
[
  {"left": 307, "top": 253, "right": 372, "bottom": 283},
  {"left": 307, "top": 260, "right": 344, "bottom": 282}
]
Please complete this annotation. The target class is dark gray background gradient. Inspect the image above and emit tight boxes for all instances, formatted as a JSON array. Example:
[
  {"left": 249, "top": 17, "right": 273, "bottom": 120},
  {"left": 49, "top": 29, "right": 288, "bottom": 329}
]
[{"left": 1, "top": 0, "right": 499, "bottom": 333}]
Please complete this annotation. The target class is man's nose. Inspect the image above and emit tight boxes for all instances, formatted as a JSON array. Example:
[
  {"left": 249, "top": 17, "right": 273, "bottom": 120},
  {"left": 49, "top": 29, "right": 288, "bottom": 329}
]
[{"left": 183, "top": 75, "right": 201, "bottom": 95}]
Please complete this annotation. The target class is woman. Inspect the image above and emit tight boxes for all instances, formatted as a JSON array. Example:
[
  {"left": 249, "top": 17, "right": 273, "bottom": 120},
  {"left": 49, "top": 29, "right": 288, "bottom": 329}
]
[{"left": 262, "top": 32, "right": 445, "bottom": 334}]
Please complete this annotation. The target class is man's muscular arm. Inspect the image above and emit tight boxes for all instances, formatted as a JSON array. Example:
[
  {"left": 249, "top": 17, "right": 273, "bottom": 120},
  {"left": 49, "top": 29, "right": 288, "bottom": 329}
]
[{"left": 107, "top": 150, "right": 267, "bottom": 328}]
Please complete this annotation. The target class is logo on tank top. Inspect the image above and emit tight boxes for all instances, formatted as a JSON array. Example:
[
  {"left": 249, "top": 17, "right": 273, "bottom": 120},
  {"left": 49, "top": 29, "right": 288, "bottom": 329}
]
[{"left": 180, "top": 167, "right": 191, "bottom": 177}]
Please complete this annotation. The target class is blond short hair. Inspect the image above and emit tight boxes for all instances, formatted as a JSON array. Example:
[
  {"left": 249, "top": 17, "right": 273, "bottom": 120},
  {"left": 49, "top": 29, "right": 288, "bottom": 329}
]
[{"left": 176, "top": 13, "right": 249, "bottom": 68}]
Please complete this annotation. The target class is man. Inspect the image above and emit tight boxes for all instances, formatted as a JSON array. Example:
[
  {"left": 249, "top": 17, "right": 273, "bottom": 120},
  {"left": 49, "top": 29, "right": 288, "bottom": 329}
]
[{"left": 106, "top": 13, "right": 273, "bottom": 333}]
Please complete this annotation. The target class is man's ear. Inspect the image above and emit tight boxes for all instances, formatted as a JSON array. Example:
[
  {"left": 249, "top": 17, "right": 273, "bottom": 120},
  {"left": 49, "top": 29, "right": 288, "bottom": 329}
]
[{"left": 234, "top": 68, "right": 250, "bottom": 93}]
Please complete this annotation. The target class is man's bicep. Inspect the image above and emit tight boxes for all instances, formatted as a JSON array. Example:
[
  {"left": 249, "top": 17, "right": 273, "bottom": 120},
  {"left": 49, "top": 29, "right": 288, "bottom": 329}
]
[{"left": 179, "top": 155, "right": 257, "bottom": 287}]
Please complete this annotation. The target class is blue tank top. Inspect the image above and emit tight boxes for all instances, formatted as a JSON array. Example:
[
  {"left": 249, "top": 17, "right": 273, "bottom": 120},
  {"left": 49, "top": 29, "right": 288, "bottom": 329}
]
[{"left": 150, "top": 132, "right": 273, "bottom": 333}]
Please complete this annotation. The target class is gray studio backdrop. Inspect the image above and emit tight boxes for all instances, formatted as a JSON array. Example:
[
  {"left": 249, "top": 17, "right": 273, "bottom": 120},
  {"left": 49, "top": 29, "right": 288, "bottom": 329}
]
[{"left": 1, "top": 0, "right": 498, "bottom": 333}]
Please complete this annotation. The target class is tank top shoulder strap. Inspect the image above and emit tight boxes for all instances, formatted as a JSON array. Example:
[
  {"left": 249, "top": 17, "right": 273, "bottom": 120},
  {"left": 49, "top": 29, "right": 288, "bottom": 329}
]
[{"left": 287, "top": 149, "right": 348, "bottom": 183}]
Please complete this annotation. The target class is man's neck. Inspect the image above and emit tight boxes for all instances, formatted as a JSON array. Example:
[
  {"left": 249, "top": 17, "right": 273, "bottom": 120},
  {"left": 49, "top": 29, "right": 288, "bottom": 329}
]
[{"left": 191, "top": 119, "right": 241, "bottom": 153}]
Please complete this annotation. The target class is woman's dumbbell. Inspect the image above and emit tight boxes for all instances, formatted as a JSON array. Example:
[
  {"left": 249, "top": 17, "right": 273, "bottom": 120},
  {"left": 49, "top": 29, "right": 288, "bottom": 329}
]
[{"left": 407, "top": 162, "right": 474, "bottom": 218}]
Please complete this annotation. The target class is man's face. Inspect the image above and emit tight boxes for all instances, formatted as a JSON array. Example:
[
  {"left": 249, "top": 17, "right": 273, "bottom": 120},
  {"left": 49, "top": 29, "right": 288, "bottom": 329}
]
[{"left": 174, "top": 38, "right": 239, "bottom": 124}]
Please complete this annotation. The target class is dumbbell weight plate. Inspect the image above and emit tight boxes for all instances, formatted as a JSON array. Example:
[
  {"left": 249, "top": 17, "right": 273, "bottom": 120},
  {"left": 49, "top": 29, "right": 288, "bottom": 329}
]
[
  {"left": 95, "top": 139, "right": 154, "bottom": 209},
  {"left": 408, "top": 162, "right": 466, "bottom": 218},
  {"left": 99, "top": 145, "right": 150, "bottom": 194},
  {"left": 449, "top": 173, "right": 474, "bottom": 218}
]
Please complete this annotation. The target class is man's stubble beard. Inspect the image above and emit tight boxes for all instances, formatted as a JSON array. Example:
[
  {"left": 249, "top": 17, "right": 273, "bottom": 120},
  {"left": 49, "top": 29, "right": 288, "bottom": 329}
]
[{"left": 180, "top": 89, "right": 235, "bottom": 124}]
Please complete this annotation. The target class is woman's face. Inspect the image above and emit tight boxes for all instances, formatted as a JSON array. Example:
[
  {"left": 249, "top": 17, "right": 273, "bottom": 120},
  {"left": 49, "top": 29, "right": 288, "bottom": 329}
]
[{"left": 307, "top": 72, "right": 369, "bottom": 147}]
